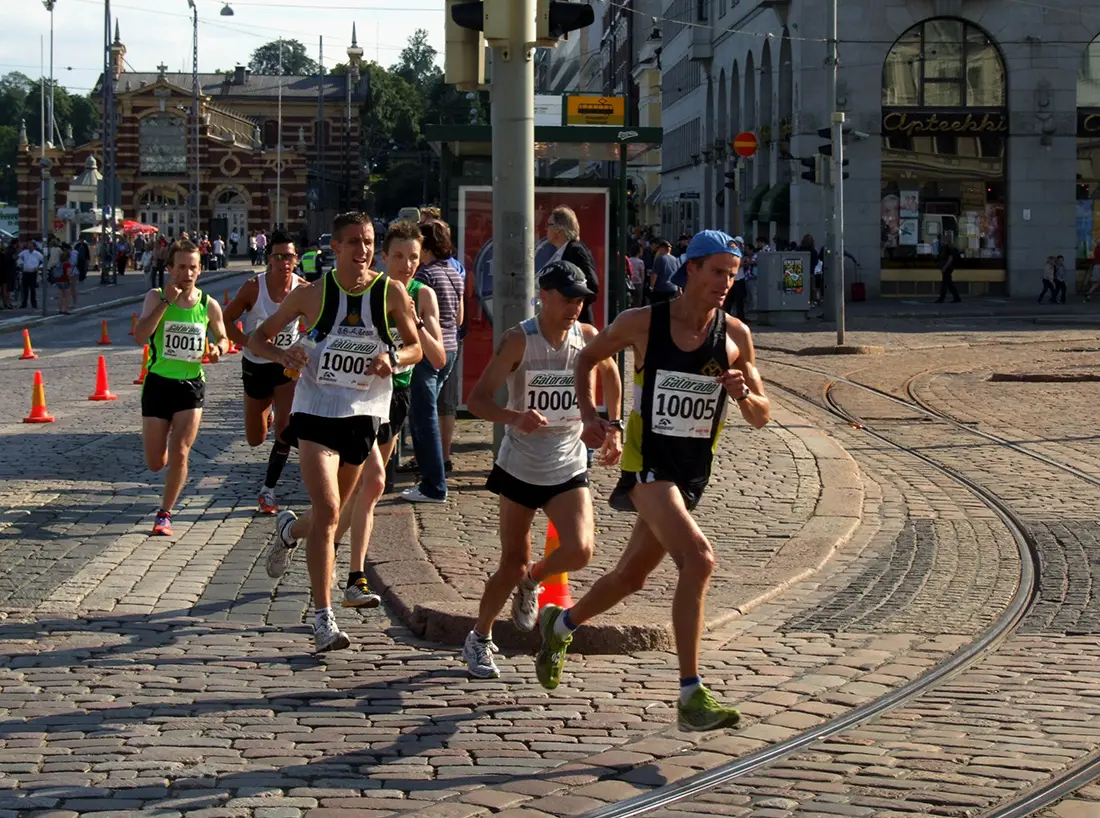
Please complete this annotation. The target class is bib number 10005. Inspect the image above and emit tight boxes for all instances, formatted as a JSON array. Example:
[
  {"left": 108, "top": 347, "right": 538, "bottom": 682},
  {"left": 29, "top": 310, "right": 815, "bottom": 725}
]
[{"left": 651, "top": 370, "right": 723, "bottom": 438}]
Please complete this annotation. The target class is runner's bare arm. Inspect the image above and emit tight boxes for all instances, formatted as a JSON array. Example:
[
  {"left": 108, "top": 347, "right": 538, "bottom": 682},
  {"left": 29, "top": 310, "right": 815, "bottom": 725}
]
[
  {"left": 222, "top": 278, "right": 258, "bottom": 348},
  {"left": 575, "top": 308, "right": 649, "bottom": 424},
  {"left": 415, "top": 286, "right": 447, "bottom": 369},
  {"left": 248, "top": 285, "right": 312, "bottom": 368},
  {"left": 204, "top": 299, "right": 231, "bottom": 361},
  {"left": 468, "top": 328, "right": 542, "bottom": 430},
  {"left": 379, "top": 279, "right": 422, "bottom": 377},
  {"left": 581, "top": 323, "right": 624, "bottom": 465},
  {"left": 720, "top": 321, "right": 769, "bottom": 429},
  {"left": 133, "top": 289, "right": 171, "bottom": 345}
]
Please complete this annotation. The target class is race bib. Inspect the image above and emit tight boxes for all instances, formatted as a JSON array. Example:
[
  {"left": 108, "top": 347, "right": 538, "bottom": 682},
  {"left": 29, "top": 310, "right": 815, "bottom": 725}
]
[
  {"left": 389, "top": 326, "right": 413, "bottom": 374},
  {"left": 525, "top": 370, "right": 580, "bottom": 426},
  {"left": 162, "top": 321, "right": 206, "bottom": 362},
  {"left": 272, "top": 322, "right": 300, "bottom": 350},
  {"left": 315, "top": 327, "right": 382, "bottom": 390},
  {"left": 650, "top": 369, "right": 724, "bottom": 439}
]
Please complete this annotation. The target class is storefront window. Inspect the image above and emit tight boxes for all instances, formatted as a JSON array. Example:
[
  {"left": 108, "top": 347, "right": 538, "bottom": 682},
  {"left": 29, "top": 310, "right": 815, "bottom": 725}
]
[
  {"left": 881, "top": 19, "right": 1007, "bottom": 294},
  {"left": 1076, "top": 35, "right": 1100, "bottom": 279}
]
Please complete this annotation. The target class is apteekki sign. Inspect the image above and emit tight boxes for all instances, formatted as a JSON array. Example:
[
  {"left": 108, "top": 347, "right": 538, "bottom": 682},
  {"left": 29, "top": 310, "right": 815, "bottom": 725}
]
[{"left": 881, "top": 109, "right": 1008, "bottom": 137}]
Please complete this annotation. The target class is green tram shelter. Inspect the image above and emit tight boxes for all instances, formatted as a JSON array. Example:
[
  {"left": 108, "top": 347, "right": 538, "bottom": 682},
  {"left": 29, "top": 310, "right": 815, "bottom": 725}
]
[{"left": 426, "top": 124, "right": 663, "bottom": 323}]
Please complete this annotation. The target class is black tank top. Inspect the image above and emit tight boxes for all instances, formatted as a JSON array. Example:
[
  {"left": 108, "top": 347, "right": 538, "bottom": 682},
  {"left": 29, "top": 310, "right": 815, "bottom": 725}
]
[{"left": 634, "top": 301, "right": 731, "bottom": 485}]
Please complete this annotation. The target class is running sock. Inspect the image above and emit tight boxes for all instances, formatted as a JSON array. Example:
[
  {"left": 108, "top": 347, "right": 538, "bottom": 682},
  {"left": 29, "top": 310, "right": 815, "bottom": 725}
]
[
  {"left": 265, "top": 441, "right": 291, "bottom": 490},
  {"left": 347, "top": 571, "right": 365, "bottom": 589},
  {"left": 474, "top": 630, "right": 492, "bottom": 642},
  {"left": 679, "top": 676, "right": 703, "bottom": 705},
  {"left": 314, "top": 607, "right": 333, "bottom": 629},
  {"left": 279, "top": 516, "right": 297, "bottom": 548},
  {"left": 553, "top": 608, "right": 578, "bottom": 638}
]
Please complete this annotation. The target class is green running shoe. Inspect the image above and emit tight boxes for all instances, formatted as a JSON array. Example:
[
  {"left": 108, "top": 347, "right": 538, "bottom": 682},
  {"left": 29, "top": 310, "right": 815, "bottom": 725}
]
[
  {"left": 677, "top": 686, "right": 741, "bottom": 732},
  {"left": 535, "top": 604, "right": 572, "bottom": 690}
]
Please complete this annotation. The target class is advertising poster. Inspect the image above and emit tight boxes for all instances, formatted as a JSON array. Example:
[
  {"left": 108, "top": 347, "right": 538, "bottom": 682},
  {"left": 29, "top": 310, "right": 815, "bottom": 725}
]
[
  {"left": 1092, "top": 200, "right": 1100, "bottom": 253},
  {"left": 900, "top": 190, "right": 920, "bottom": 218},
  {"left": 899, "top": 218, "right": 919, "bottom": 246},
  {"left": 458, "top": 186, "right": 610, "bottom": 407},
  {"left": 1077, "top": 199, "right": 1093, "bottom": 260},
  {"left": 781, "top": 258, "right": 804, "bottom": 294}
]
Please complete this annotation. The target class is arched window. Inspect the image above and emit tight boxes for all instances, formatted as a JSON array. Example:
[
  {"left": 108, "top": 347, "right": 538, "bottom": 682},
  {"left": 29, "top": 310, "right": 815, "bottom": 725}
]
[
  {"left": 880, "top": 19, "right": 1007, "bottom": 294},
  {"left": 139, "top": 114, "right": 187, "bottom": 174},
  {"left": 883, "top": 19, "right": 1004, "bottom": 108}
]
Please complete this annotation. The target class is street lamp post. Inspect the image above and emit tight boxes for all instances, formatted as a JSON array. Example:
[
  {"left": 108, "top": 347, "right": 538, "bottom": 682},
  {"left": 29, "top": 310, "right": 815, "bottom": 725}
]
[{"left": 187, "top": 0, "right": 200, "bottom": 237}]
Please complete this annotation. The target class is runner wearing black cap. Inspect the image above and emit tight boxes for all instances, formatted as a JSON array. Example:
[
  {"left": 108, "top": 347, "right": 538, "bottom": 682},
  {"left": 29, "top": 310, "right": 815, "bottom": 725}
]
[
  {"left": 461, "top": 260, "right": 623, "bottom": 679},
  {"left": 535, "top": 230, "right": 771, "bottom": 731}
]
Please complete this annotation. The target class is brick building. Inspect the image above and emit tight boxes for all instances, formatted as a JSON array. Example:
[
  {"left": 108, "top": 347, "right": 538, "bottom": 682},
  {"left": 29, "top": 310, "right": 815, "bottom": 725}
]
[{"left": 15, "top": 23, "right": 368, "bottom": 248}]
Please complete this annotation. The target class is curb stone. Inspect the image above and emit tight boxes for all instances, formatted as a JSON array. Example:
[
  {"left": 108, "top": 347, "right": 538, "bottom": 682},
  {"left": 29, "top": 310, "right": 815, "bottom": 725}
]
[{"left": 367, "top": 403, "right": 864, "bottom": 654}]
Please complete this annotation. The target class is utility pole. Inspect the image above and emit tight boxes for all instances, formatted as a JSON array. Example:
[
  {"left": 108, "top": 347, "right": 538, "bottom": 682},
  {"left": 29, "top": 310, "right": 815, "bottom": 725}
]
[
  {"left": 276, "top": 39, "right": 282, "bottom": 231},
  {"left": 316, "top": 36, "right": 324, "bottom": 234},
  {"left": 489, "top": 0, "right": 536, "bottom": 448},
  {"left": 827, "top": 0, "right": 846, "bottom": 345},
  {"left": 40, "top": 35, "right": 49, "bottom": 316},
  {"left": 188, "top": 0, "right": 200, "bottom": 237}
]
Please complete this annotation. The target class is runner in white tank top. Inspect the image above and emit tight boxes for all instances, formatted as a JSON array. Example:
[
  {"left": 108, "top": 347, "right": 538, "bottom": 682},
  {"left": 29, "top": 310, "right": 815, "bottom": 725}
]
[
  {"left": 461, "top": 260, "right": 624, "bottom": 679},
  {"left": 223, "top": 230, "right": 306, "bottom": 514},
  {"left": 246, "top": 213, "right": 423, "bottom": 654}
]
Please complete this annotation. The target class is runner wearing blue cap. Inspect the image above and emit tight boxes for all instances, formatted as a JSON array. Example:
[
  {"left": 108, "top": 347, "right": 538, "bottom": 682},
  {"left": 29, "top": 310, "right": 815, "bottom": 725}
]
[{"left": 534, "top": 229, "right": 771, "bottom": 732}]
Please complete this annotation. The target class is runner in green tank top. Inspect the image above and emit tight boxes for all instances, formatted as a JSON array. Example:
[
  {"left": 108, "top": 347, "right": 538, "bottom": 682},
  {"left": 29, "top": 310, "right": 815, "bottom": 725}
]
[
  {"left": 134, "top": 239, "right": 230, "bottom": 537},
  {"left": 536, "top": 230, "right": 772, "bottom": 732},
  {"left": 326, "top": 220, "right": 447, "bottom": 608}
]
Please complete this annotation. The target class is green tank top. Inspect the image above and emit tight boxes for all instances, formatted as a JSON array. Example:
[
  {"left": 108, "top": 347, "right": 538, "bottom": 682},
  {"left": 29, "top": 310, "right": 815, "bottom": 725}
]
[
  {"left": 148, "top": 289, "right": 210, "bottom": 381},
  {"left": 390, "top": 279, "right": 423, "bottom": 389},
  {"left": 301, "top": 251, "right": 319, "bottom": 273}
]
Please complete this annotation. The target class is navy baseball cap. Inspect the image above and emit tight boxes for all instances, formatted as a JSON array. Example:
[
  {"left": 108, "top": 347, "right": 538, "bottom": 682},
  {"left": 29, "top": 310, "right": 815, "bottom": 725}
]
[
  {"left": 684, "top": 230, "right": 743, "bottom": 261},
  {"left": 538, "top": 259, "right": 593, "bottom": 298}
]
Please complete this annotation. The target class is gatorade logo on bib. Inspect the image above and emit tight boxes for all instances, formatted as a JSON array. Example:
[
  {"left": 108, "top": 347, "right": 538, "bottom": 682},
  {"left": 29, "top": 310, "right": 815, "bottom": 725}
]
[
  {"left": 316, "top": 326, "right": 381, "bottom": 390},
  {"left": 651, "top": 370, "right": 723, "bottom": 438},
  {"left": 525, "top": 370, "right": 580, "bottom": 425},
  {"left": 162, "top": 321, "right": 205, "bottom": 361}
]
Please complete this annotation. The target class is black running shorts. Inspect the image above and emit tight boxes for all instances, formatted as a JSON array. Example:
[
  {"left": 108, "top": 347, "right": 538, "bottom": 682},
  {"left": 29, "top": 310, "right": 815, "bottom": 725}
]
[
  {"left": 378, "top": 386, "right": 411, "bottom": 445},
  {"left": 609, "top": 469, "right": 709, "bottom": 513},
  {"left": 241, "top": 357, "right": 293, "bottom": 401},
  {"left": 285, "top": 412, "right": 379, "bottom": 467},
  {"left": 486, "top": 464, "right": 589, "bottom": 511},
  {"left": 140, "top": 372, "right": 205, "bottom": 420}
]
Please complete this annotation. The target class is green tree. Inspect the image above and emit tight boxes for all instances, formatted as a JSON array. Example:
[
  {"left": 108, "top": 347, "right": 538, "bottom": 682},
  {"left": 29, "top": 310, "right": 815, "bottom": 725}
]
[
  {"left": 390, "top": 28, "right": 438, "bottom": 91},
  {"left": 363, "top": 62, "right": 421, "bottom": 157},
  {"left": 0, "top": 72, "right": 32, "bottom": 130},
  {"left": 0, "top": 125, "right": 19, "bottom": 202},
  {"left": 20, "top": 80, "right": 96, "bottom": 148},
  {"left": 248, "top": 39, "right": 321, "bottom": 76}
]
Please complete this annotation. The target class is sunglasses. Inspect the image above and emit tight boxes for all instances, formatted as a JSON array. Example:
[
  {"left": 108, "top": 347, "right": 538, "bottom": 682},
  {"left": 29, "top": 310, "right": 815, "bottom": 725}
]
[{"left": 270, "top": 253, "right": 298, "bottom": 262}]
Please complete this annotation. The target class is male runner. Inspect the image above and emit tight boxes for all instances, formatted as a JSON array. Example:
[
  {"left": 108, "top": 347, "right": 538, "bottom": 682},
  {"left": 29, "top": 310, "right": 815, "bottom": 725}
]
[
  {"left": 134, "top": 239, "right": 231, "bottom": 537},
  {"left": 462, "top": 260, "right": 623, "bottom": 679},
  {"left": 318, "top": 219, "right": 448, "bottom": 610},
  {"left": 248, "top": 212, "right": 422, "bottom": 652},
  {"left": 535, "top": 230, "right": 771, "bottom": 731},
  {"left": 224, "top": 229, "right": 306, "bottom": 514}
]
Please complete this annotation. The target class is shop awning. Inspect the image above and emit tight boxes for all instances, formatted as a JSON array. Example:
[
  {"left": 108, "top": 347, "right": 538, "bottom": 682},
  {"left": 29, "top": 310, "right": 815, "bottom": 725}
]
[
  {"left": 743, "top": 183, "right": 771, "bottom": 223},
  {"left": 758, "top": 183, "right": 790, "bottom": 224},
  {"left": 644, "top": 182, "right": 663, "bottom": 206}
]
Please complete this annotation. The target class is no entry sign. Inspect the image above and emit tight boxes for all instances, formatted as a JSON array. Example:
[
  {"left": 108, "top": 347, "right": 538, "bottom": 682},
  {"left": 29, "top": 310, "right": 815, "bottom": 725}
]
[{"left": 733, "top": 131, "right": 758, "bottom": 158}]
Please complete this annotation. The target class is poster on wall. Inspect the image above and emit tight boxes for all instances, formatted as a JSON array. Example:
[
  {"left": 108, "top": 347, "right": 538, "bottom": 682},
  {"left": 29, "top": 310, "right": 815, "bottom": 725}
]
[
  {"left": 457, "top": 186, "right": 610, "bottom": 408},
  {"left": 900, "top": 190, "right": 920, "bottom": 218},
  {"left": 1076, "top": 200, "right": 1094, "bottom": 260},
  {"left": 880, "top": 194, "right": 900, "bottom": 249},
  {"left": 1091, "top": 201, "right": 1100, "bottom": 257},
  {"left": 899, "top": 218, "right": 919, "bottom": 246},
  {"left": 782, "top": 258, "right": 804, "bottom": 294}
]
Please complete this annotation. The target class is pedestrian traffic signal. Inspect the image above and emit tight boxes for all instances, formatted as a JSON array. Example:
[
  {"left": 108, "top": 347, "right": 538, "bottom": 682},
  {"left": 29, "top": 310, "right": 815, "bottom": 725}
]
[
  {"left": 537, "top": 0, "right": 596, "bottom": 44},
  {"left": 724, "top": 171, "right": 737, "bottom": 190}
]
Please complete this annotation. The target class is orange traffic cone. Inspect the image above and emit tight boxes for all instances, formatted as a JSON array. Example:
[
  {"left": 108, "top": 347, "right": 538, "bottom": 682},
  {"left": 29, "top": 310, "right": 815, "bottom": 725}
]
[
  {"left": 223, "top": 288, "right": 231, "bottom": 306},
  {"left": 134, "top": 344, "right": 149, "bottom": 385},
  {"left": 228, "top": 321, "right": 243, "bottom": 354},
  {"left": 89, "top": 355, "right": 118, "bottom": 401},
  {"left": 298, "top": 318, "right": 306, "bottom": 334},
  {"left": 23, "top": 371, "right": 55, "bottom": 423},
  {"left": 128, "top": 312, "right": 137, "bottom": 336},
  {"left": 19, "top": 329, "right": 38, "bottom": 360},
  {"left": 537, "top": 520, "right": 574, "bottom": 609},
  {"left": 202, "top": 340, "right": 213, "bottom": 364},
  {"left": 96, "top": 319, "right": 112, "bottom": 345}
]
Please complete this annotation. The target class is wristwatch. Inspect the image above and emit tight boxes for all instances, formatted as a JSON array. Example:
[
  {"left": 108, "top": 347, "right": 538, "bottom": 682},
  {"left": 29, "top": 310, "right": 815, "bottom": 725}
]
[
  {"left": 736, "top": 386, "right": 752, "bottom": 401},
  {"left": 388, "top": 349, "right": 400, "bottom": 368},
  {"left": 608, "top": 419, "right": 625, "bottom": 431},
  {"left": 415, "top": 318, "right": 426, "bottom": 330}
]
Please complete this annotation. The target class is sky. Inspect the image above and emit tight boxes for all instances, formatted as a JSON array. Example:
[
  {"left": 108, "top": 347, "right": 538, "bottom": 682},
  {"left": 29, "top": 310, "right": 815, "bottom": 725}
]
[{"left": 0, "top": 0, "right": 446, "bottom": 96}]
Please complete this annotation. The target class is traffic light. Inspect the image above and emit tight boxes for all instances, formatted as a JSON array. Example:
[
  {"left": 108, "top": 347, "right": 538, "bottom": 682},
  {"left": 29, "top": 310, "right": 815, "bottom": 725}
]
[
  {"left": 724, "top": 171, "right": 737, "bottom": 190},
  {"left": 446, "top": 0, "right": 486, "bottom": 89},
  {"left": 800, "top": 155, "right": 824, "bottom": 185},
  {"left": 537, "top": 0, "right": 596, "bottom": 46},
  {"left": 817, "top": 126, "right": 850, "bottom": 184}
]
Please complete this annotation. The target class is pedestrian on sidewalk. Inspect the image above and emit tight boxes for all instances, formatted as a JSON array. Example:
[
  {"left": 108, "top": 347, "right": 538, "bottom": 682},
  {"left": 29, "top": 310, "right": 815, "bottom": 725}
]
[
  {"left": 1053, "top": 254, "right": 1068, "bottom": 304},
  {"left": 54, "top": 243, "right": 73, "bottom": 314},
  {"left": 1, "top": 237, "right": 16, "bottom": 309},
  {"left": 213, "top": 235, "right": 226, "bottom": 270},
  {"left": 935, "top": 238, "right": 962, "bottom": 303},
  {"left": 18, "top": 238, "right": 43, "bottom": 309},
  {"left": 152, "top": 236, "right": 169, "bottom": 289},
  {"left": 249, "top": 231, "right": 258, "bottom": 265},
  {"left": 230, "top": 229, "right": 240, "bottom": 256},
  {"left": 1038, "top": 256, "right": 1057, "bottom": 303},
  {"left": 648, "top": 238, "right": 681, "bottom": 307}
]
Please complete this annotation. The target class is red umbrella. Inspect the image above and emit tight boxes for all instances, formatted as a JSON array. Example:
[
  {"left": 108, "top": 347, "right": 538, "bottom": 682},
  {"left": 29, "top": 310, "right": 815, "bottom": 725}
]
[{"left": 121, "top": 220, "right": 157, "bottom": 234}]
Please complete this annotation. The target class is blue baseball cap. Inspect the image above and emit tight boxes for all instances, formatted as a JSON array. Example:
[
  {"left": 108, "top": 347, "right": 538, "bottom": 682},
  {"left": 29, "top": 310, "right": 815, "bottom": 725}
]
[
  {"left": 672, "top": 230, "right": 742, "bottom": 287},
  {"left": 684, "top": 230, "right": 743, "bottom": 261}
]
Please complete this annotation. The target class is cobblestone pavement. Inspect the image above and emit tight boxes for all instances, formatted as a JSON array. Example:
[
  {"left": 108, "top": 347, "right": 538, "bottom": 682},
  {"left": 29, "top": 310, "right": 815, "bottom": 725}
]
[{"left": 1, "top": 317, "right": 1097, "bottom": 816}]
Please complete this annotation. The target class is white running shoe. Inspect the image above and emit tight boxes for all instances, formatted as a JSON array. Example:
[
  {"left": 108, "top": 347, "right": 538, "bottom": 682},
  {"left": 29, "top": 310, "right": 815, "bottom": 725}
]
[
  {"left": 400, "top": 486, "right": 446, "bottom": 504},
  {"left": 313, "top": 610, "right": 351, "bottom": 653},
  {"left": 342, "top": 578, "right": 382, "bottom": 608},
  {"left": 265, "top": 509, "right": 298, "bottom": 579},
  {"left": 511, "top": 567, "right": 541, "bottom": 632},
  {"left": 257, "top": 486, "right": 278, "bottom": 515},
  {"left": 462, "top": 630, "right": 500, "bottom": 679}
]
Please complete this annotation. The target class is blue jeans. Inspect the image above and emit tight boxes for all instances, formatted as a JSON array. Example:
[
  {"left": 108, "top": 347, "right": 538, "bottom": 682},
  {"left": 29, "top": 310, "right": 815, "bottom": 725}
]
[{"left": 409, "top": 350, "right": 456, "bottom": 499}]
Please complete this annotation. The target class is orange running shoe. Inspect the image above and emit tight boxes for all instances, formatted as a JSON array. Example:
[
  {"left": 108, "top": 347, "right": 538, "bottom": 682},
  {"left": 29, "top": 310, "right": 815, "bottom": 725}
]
[
  {"left": 258, "top": 486, "right": 279, "bottom": 515},
  {"left": 152, "top": 510, "right": 173, "bottom": 536}
]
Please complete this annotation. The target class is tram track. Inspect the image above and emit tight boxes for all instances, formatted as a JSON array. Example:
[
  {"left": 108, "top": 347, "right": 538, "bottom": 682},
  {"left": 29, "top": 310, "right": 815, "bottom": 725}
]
[{"left": 587, "top": 355, "right": 1100, "bottom": 818}]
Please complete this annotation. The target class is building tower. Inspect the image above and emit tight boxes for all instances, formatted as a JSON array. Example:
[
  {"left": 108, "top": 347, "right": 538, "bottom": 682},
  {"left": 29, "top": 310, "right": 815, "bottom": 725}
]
[{"left": 110, "top": 21, "right": 126, "bottom": 80}]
